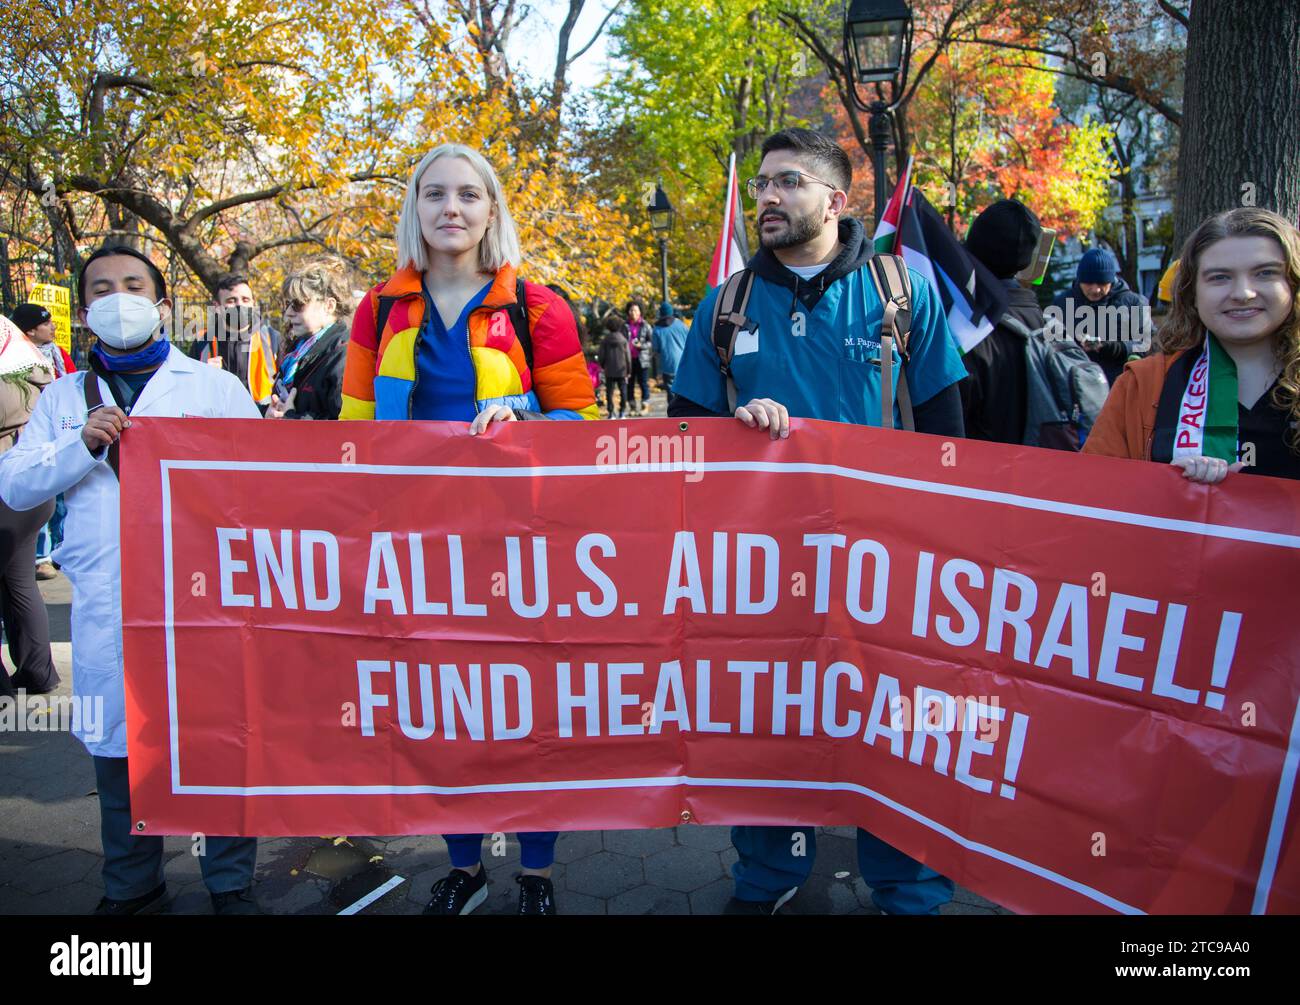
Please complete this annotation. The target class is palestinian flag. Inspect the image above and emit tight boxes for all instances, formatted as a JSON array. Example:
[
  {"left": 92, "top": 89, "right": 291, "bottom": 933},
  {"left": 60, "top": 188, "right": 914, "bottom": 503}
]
[
  {"left": 873, "top": 156, "right": 913, "bottom": 255},
  {"left": 707, "top": 152, "right": 750, "bottom": 287},
  {"left": 875, "top": 173, "right": 1007, "bottom": 354}
]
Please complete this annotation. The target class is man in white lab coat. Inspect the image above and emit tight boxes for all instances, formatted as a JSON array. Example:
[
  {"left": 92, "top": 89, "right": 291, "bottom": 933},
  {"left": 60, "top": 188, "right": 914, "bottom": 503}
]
[{"left": 0, "top": 246, "right": 263, "bottom": 915}]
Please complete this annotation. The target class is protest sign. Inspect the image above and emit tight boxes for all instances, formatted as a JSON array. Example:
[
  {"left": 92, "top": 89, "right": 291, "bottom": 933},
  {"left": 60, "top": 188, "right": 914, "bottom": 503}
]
[
  {"left": 120, "top": 417, "right": 1300, "bottom": 914},
  {"left": 28, "top": 282, "right": 72, "bottom": 353}
]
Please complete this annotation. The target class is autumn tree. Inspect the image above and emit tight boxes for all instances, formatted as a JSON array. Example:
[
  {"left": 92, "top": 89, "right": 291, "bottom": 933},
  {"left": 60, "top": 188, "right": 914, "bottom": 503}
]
[
  {"left": 983, "top": 0, "right": 1186, "bottom": 127},
  {"left": 992, "top": 0, "right": 1299, "bottom": 247},
  {"left": 0, "top": 0, "right": 648, "bottom": 310},
  {"left": 0, "top": 0, "right": 433, "bottom": 295},
  {"left": 778, "top": 0, "right": 1006, "bottom": 186},
  {"left": 907, "top": 43, "right": 1113, "bottom": 236},
  {"left": 1054, "top": 74, "right": 1179, "bottom": 289},
  {"left": 600, "top": 0, "right": 814, "bottom": 299}
]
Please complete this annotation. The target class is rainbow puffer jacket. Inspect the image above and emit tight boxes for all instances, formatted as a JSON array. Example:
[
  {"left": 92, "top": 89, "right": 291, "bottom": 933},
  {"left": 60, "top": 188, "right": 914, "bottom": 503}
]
[{"left": 340, "top": 264, "right": 598, "bottom": 421}]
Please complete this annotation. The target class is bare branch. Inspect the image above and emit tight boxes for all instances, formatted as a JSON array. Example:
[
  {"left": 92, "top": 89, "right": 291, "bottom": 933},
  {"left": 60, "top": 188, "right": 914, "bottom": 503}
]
[
  {"left": 185, "top": 171, "right": 401, "bottom": 228},
  {"left": 187, "top": 185, "right": 290, "bottom": 227},
  {"left": 964, "top": 34, "right": 1183, "bottom": 127},
  {"left": 231, "top": 60, "right": 311, "bottom": 74},
  {"left": 91, "top": 73, "right": 158, "bottom": 95},
  {"left": 568, "top": 1, "right": 623, "bottom": 64},
  {"left": 1155, "top": 1, "right": 1190, "bottom": 29},
  {"left": 251, "top": 233, "right": 328, "bottom": 256}
]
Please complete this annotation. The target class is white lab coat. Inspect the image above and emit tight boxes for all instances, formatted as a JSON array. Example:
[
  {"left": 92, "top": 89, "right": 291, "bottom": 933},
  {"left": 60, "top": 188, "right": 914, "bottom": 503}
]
[{"left": 0, "top": 346, "right": 260, "bottom": 757}]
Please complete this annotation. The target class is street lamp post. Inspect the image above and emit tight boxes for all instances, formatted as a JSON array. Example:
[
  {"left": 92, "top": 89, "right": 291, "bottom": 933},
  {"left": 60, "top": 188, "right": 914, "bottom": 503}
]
[
  {"left": 647, "top": 183, "right": 675, "bottom": 305},
  {"left": 842, "top": 0, "right": 914, "bottom": 227}
]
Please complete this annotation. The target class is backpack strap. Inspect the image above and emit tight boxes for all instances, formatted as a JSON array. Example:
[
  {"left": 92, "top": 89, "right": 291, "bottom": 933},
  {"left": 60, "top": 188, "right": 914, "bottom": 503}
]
[
  {"left": 867, "top": 254, "right": 914, "bottom": 431},
  {"left": 374, "top": 293, "right": 401, "bottom": 350},
  {"left": 508, "top": 278, "right": 534, "bottom": 373},
  {"left": 81, "top": 370, "right": 120, "bottom": 480},
  {"left": 709, "top": 269, "right": 757, "bottom": 414},
  {"left": 999, "top": 315, "right": 1035, "bottom": 339}
]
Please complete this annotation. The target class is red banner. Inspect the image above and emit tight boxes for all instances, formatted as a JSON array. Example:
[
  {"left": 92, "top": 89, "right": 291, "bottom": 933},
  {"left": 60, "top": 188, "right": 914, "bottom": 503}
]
[{"left": 120, "top": 416, "right": 1300, "bottom": 915}]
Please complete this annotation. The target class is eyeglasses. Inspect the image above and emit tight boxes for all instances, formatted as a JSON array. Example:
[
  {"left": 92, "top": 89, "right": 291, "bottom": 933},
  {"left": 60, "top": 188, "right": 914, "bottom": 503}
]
[{"left": 745, "top": 170, "right": 838, "bottom": 199}]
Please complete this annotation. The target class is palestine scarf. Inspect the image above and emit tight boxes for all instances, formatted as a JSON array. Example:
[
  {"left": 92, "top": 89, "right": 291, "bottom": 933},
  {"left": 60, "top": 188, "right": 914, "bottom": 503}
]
[{"left": 1172, "top": 333, "right": 1240, "bottom": 463}]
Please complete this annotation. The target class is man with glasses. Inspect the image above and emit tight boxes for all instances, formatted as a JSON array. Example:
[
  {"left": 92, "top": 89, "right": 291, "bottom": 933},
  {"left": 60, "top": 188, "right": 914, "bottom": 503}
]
[{"left": 670, "top": 128, "right": 965, "bottom": 916}]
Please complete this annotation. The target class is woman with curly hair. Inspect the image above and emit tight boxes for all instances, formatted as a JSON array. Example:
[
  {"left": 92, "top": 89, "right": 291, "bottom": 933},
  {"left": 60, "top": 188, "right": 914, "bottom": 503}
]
[
  {"left": 265, "top": 256, "right": 353, "bottom": 420},
  {"left": 1085, "top": 208, "right": 1300, "bottom": 482}
]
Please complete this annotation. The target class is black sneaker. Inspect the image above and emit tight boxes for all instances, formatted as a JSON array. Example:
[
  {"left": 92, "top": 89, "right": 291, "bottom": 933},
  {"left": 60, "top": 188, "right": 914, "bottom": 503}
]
[
  {"left": 211, "top": 887, "right": 262, "bottom": 915},
  {"left": 422, "top": 867, "right": 487, "bottom": 915},
  {"left": 93, "top": 883, "right": 169, "bottom": 916},
  {"left": 722, "top": 887, "right": 798, "bottom": 915},
  {"left": 9, "top": 673, "right": 60, "bottom": 695},
  {"left": 516, "top": 874, "right": 556, "bottom": 915}
]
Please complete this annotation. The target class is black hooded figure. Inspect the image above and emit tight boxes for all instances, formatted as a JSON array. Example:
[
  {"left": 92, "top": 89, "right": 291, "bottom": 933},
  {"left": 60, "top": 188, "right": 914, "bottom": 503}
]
[{"left": 960, "top": 198, "right": 1044, "bottom": 444}]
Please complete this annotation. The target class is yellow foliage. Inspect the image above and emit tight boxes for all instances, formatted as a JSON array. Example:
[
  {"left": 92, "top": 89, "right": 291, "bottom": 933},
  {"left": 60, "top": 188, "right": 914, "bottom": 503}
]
[{"left": 1, "top": 0, "right": 647, "bottom": 306}]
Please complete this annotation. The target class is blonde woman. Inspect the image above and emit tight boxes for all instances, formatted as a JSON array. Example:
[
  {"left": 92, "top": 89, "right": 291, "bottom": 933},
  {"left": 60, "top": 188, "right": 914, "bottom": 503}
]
[
  {"left": 341, "top": 144, "right": 597, "bottom": 916},
  {"left": 1086, "top": 208, "right": 1300, "bottom": 481},
  {"left": 341, "top": 144, "right": 596, "bottom": 426}
]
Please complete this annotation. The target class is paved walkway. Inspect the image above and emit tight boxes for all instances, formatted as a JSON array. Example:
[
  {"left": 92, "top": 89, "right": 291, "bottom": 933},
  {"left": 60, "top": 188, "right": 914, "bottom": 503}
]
[{"left": 0, "top": 392, "right": 1011, "bottom": 915}]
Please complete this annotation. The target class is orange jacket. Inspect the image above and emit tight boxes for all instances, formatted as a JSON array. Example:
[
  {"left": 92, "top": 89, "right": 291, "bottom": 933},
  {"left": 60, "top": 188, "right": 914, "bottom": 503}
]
[
  {"left": 1083, "top": 351, "right": 1189, "bottom": 461},
  {"left": 341, "top": 264, "right": 597, "bottom": 421}
]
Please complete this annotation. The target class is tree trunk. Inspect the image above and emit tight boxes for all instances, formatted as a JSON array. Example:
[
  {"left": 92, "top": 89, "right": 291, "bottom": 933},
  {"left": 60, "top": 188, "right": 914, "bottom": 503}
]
[
  {"left": 1115, "top": 148, "right": 1139, "bottom": 290},
  {"left": 1, "top": 239, "right": 14, "bottom": 314},
  {"left": 731, "top": 11, "right": 760, "bottom": 167},
  {"left": 1173, "top": 0, "right": 1300, "bottom": 250}
]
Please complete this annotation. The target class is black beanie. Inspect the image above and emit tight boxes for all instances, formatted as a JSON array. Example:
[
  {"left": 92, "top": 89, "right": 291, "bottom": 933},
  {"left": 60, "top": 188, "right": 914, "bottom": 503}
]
[
  {"left": 9, "top": 303, "right": 51, "bottom": 334},
  {"left": 964, "top": 199, "right": 1042, "bottom": 280}
]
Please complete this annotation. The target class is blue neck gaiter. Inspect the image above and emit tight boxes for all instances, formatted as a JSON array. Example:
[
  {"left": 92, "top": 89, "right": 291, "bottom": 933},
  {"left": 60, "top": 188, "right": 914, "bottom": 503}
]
[{"left": 92, "top": 338, "right": 171, "bottom": 373}]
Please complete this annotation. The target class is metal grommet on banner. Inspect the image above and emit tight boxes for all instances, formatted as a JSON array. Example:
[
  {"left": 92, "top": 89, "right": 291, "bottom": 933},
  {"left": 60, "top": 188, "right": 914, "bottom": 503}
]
[
  {"left": 135, "top": 821, "right": 146, "bottom": 831},
  {"left": 680, "top": 810, "right": 692, "bottom": 823},
  {"left": 678, "top": 421, "right": 689, "bottom": 432}
]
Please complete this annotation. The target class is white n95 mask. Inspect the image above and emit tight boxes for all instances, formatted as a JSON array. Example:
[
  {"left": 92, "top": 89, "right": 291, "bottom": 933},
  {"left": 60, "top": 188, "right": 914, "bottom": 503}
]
[{"left": 86, "top": 292, "right": 163, "bottom": 350}]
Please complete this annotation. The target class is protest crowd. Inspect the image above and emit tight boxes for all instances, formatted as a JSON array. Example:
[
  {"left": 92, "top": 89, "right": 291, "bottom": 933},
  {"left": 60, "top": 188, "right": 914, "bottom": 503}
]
[{"left": 1, "top": 118, "right": 1298, "bottom": 919}]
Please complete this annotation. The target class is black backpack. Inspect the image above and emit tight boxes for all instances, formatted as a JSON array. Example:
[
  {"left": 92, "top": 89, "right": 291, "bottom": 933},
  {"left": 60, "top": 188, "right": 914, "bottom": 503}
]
[{"left": 1000, "top": 315, "right": 1109, "bottom": 451}]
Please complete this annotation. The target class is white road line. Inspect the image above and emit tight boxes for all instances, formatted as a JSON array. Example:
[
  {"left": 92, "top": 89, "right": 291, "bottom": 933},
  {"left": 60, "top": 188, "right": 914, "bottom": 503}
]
[{"left": 337, "top": 874, "right": 405, "bottom": 916}]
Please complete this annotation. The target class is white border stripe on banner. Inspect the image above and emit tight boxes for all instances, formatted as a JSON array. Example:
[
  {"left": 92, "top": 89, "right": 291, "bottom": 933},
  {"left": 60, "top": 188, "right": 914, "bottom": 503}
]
[
  {"left": 174, "top": 774, "right": 1142, "bottom": 914},
  {"left": 158, "top": 458, "right": 1300, "bottom": 549},
  {"left": 154, "top": 456, "right": 1299, "bottom": 916},
  {"left": 1253, "top": 697, "right": 1300, "bottom": 913},
  {"left": 160, "top": 466, "right": 183, "bottom": 790}
]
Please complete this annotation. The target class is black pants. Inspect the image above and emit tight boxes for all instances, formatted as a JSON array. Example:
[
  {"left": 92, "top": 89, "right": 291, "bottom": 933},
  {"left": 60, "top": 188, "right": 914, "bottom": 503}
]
[
  {"left": 605, "top": 376, "right": 628, "bottom": 416},
  {"left": 629, "top": 358, "right": 650, "bottom": 409},
  {"left": 0, "top": 497, "right": 58, "bottom": 696}
]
